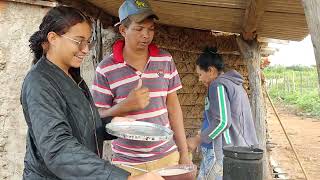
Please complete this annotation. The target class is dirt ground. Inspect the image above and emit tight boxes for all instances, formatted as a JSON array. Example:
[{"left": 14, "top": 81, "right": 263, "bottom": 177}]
[{"left": 267, "top": 102, "right": 320, "bottom": 180}]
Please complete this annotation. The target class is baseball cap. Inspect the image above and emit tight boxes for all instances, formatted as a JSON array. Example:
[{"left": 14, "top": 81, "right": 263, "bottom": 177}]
[{"left": 115, "top": 0, "right": 159, "bottom": 26}]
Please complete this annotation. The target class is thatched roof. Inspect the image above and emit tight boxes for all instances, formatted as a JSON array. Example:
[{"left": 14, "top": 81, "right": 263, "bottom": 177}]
[{"left": 86, "top": 0, "right": 308, "bottom": 41}]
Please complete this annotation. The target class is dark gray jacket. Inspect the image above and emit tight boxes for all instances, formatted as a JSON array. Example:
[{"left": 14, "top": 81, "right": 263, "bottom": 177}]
[
  {"left": 21, "top": 57, "right": 130, "bottom": 179},
  {"left": 201, "top": 70, "right": 258, "bottom": 159}
]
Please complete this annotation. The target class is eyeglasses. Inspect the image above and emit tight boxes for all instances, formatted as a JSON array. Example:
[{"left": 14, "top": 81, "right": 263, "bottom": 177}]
[{"left": 61, "top": 35, "right": 95, "bottom": 50}]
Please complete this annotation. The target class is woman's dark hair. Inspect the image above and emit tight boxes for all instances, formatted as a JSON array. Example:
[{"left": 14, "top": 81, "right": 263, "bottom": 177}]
[
  {"left": 29, "top": 6, "right": 91, "bottom": 64},
  {"left": 196, "top": 47, "right": 224, "bottom": 72}
]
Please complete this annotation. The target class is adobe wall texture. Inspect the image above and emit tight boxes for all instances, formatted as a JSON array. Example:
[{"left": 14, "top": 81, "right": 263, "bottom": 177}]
[
  {"left": 0, "top": 1, "right": 49, "bottom": 179},
  {"left": 154, "top": 25, "right": 249, "bottom": 136}
]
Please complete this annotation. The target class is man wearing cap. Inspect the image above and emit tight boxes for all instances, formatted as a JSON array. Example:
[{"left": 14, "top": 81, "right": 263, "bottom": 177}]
[{"left": 92, "top": 0, "right": 191, "bottom": 175}]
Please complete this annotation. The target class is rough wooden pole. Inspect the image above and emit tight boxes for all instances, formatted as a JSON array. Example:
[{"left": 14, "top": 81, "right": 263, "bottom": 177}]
[
  {"left": 301, "top": 0, "right": 320, "bottom": 96},
  {"left": 92, "top": 19, "right": 103, "bottom": 69},
  {"left": 240, "top": 0, "right": 268, "bottom": 177},
  {"left": 242, "top": 0, "right": 266, "bottom": 41},
  {"left": 236, "top": 36, "right": 267, "bottom": 179},
  {"left": 236, "top": 37, "right": 265, "bottom": 149}
]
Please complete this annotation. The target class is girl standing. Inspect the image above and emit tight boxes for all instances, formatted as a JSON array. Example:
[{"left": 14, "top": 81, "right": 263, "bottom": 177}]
[{"left": 21, "top": 6, "right": 163, "bottom": 180}]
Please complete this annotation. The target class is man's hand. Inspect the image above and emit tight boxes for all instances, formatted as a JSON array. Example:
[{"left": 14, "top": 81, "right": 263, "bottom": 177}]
[
  {"left": 97, "top": 79, "right": 149, "bottom": 118},
  {"left": 124, "top": 79, "right": 150, "bottom": 111},
  {"left": 128, "top": 172, "right": 164, "bottom": 180},
  {"left": 186, "top": 135, "right": 201, "bottom": 153}
]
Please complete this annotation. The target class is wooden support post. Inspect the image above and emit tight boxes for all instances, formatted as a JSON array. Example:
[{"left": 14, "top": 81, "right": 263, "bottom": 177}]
[
  {"left": 236, "top": 37, "right": 268, "bottom": 179},
  {"left": 236, "top": 37, "right": 266, "bottom": 150},
  {"left": 242, "top": 0, "right": 266, "bottom": 41},
  {"left": 301, "top": 0, "right": 320, "bottom": 96},
  {"left": 241, "top": 0, "right": 269, "bottom": 178},
  {"left": 92, "top": 19, "right": 103, "bottom": 69}
]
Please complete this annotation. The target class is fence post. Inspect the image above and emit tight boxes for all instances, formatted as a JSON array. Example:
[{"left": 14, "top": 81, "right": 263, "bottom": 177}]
[
  {"left": 307, "top": 71, "right": 310, "bottom": 90},
  {"left": 293, "top": 71, "right": 296, "bottom": 92},
  {"left": 288, "top": 75, "right": 291, "bottom": 93},
  {"left": 285, "top": 75, "right": 288, "bottom": 92},
  {"left": 276, "top": 74, "right": 278, "bottom": 93},
  {"left": 300, "top": 71, "right": 303, "bottom": 95}
]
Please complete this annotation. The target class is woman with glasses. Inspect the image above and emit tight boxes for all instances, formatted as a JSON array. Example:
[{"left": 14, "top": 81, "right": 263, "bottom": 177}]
[{"left": 21, "top": 6, "right": 163, "bottom": 180}]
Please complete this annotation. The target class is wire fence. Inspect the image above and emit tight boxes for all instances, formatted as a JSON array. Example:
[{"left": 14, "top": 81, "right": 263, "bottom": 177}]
[
  {"left": 264, "top": 67, "right": 320, "bottom": 117},
  {"left": 265, "top": 69, "right": 319, "bottom": 95}
]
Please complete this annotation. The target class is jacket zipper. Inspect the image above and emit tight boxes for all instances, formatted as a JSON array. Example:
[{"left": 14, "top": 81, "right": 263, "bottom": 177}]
[
  {"left": 89, "top": 103, "right": 101, "bottom": 158},
  {"left": 78, "top": 79, "right": 101, "bottom": 158}
]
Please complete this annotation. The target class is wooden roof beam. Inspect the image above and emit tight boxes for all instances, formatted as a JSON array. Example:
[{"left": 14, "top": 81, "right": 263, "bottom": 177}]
[
  {"left": 57, "top": 0, "right": 115, "bottom": 27},
  {"left": 258, "top": 37, "right": 289, "bottom": 44},
  {"left": 4, "top": 0, "right": 57, "bottom": 7},
  {"left": 242, "top": 0, "right": 267, "bottom": 41}
]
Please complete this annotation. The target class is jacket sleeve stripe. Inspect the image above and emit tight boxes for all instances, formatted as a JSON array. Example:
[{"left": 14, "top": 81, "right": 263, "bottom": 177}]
[
  {"left": 209, "top": 85, "right": 228, "bottom": 140},
  {"left": 223, "top": 129, "right": 232, "bottom": 144}
]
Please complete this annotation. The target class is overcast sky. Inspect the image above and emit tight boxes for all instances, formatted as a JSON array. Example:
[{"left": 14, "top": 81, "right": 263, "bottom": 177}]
[{"left": 268, "top": 35, "right": 316, "bottom": 66}]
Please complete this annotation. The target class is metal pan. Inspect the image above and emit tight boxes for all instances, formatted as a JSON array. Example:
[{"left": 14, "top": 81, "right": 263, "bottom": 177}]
[
  {"left": 154, "top": 164, "right": 197, "bottom": 180},
  {"left": 105, "top": 121, "right": 173, "bottom": 141}
]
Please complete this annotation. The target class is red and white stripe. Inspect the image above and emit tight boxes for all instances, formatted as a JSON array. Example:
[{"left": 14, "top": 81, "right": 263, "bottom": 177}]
[
  {"left": 149, "top": 56, "right": 172, "bottom": 62},
  {"left": 111, "top": 144, "right": 177, "bottom": 159},
  {"left": 142, "top": 72, "right": 173, "bottom": 80},
  {"left": 142, "top": 70, "right": 177, "bottom": 79},
  {"left": 126, "top": 108, "right": 168, "bottom": 120},
  {"left": 95, "top": 102, "right": 111, "bottom": 108},
  {"left": 111, "top": 158, "right": 154, "bottom": 165},
  {"left": 97, "top": 63, "right": 126, "bottom": 74},
  {"left": 113, "top": 89, "right": 168, "bottom": 104},
  {"left": 111, "top": 147, "right": 178, "bottom": 165},
  {"left": 91, "top": 84, "right": 113, "bottom": 96},
  {"left": 168, "top": 85, "right": 182, "bottom": 94},
  {"left": 112, "top": 149, "right": 155, "bottom": 158},
  {"left": 110, "top": 75, "right": 140, "bottom": 89},
  {"left": 113, "top": 140, "right": 169, "bottom": 152},
  {"left": 149, "top": 91, "right": 168, "bottom": 97},
  {"left": 141, "top": 73, "right": 160, "bottom": 79},
  {"left": 166, "top": 70, "right": 179, "bottom": 79}
]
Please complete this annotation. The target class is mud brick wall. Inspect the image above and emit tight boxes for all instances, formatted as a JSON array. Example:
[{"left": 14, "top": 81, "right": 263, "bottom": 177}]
[{"left": 152, "top": 25, "right": 249, "bottom": 137}]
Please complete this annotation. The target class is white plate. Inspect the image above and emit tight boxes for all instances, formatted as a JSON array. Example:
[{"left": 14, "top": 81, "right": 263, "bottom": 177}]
[{"left": 105, "top": 121, "right": 173, "bottom": 141}]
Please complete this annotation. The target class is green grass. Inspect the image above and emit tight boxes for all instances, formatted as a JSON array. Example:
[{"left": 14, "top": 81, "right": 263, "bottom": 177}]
[
  {"left": 264, "top": 66, "right": 320, "bottom": 118},
  {"left": 269, "top": 88, "right": 320, "bottom": 117}
]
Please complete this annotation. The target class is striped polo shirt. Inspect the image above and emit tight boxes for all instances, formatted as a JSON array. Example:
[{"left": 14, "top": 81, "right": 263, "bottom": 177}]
[{"left": 92, "top": 40, "right": 182, "bottom": 164}]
